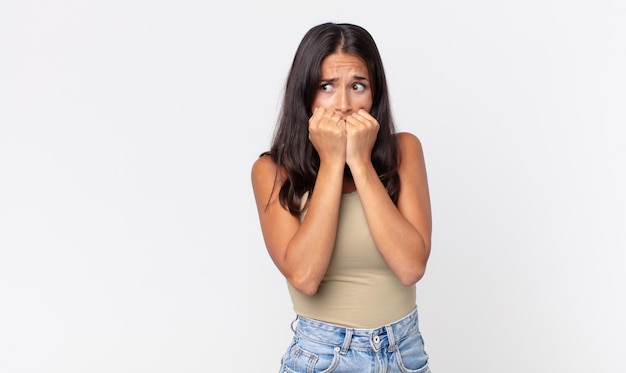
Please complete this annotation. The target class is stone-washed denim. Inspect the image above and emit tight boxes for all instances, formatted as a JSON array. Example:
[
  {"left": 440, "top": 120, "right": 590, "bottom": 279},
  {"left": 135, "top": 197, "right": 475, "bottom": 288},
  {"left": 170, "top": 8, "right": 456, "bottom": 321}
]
[{"left": 279, "top": 306, "right": 430, "bottom": 373}]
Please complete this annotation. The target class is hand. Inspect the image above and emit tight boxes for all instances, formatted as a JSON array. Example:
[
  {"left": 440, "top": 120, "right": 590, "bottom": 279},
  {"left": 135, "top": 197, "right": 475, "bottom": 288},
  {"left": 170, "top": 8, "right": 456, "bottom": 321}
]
[
  {"left": 308, "top": 107, "right": 347, "bottom": 165},
  {"left": 345, "top": 109, "right": 379, "bottom": 168}
]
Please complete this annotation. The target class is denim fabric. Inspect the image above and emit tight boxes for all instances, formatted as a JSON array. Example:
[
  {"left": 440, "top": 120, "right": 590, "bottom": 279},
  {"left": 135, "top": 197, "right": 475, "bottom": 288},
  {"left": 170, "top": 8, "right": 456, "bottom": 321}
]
[{"left": 279, "top": 307, "right": 430, "bottom": 373}]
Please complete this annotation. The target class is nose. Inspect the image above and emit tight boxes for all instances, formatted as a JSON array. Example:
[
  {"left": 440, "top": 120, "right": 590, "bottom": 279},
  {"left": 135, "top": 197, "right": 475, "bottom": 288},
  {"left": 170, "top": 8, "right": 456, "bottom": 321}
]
[{"left": 335, "top": 89, "right": 352, "bottom": 116}]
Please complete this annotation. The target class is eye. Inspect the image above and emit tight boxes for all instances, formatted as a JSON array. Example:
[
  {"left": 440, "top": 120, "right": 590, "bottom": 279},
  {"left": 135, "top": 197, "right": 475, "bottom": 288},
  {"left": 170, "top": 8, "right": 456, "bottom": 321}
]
[
  {"left": 352, "top": 82, "right": 366, "bottom": 92},
  {"left": 320, "top": 83, "right": 333, "bottom": 92}
]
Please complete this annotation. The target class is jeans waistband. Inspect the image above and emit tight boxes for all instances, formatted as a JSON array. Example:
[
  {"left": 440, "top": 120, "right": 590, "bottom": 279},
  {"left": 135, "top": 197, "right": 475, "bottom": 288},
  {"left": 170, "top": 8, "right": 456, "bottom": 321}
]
[{"left": 293, "top": 306, "right": 419, "bottom": 354}]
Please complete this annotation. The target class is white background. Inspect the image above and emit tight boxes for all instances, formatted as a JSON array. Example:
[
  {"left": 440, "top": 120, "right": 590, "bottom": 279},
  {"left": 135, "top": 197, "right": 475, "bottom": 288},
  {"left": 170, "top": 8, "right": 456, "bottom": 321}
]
[{"left": 1, "top": 1, "right": 625, "bottom": 372}]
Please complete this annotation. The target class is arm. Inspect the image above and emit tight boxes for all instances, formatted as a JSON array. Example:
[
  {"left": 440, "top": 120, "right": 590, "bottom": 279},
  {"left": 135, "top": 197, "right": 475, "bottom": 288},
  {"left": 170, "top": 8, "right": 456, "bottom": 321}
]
[
  {"left": 251, "top": 108, "right": 347, "bottom": 295},
  {"left": 346, "top": 112, "right": 432, "bottom": 285}
]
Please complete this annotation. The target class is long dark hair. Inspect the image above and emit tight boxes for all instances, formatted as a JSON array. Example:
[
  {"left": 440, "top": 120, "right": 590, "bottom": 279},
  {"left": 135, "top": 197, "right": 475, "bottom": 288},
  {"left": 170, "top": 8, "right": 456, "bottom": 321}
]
[{"left": 264, "top": 22, "right": 400, "bottom": 216}]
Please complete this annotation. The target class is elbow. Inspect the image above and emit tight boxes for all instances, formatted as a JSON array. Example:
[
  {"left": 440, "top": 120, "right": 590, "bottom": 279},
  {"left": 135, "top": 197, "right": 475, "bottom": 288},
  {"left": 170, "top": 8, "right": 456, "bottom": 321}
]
[
  {"left": 295, "top": 283, "right": 319, "bottom": 296},
  {"left": 395, "top": 236, "right": 431, "bottom": 286},
  {"left": 399, "top": 273, "right": 423, "bottom": 287},
  {"left": 287, "top": 273, "right": 321, "bottom": 296},
  {"left": 400, "top": 241, "right": 431, "bottom": 286},
  {"left": 399, "top": 263, "right": 427, "bottom": 286},
  {"left": 281, "top": 249, "right": 325, "bottom": 296}
]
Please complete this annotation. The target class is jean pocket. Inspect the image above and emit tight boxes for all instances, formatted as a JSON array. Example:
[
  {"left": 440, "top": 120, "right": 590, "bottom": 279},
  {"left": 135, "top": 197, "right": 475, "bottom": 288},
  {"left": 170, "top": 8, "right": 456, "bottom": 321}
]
[
  {"left": 393, "top": 329, "right": 430, "bottom": 373},
  {"left": 281, "top": 336, "right": 340, "bottom": 373}
]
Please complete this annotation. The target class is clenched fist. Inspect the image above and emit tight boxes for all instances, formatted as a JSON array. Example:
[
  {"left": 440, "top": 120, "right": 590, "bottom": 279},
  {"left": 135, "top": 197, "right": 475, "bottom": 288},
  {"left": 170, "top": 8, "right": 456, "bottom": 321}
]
[{"left": 308, "top": 107, "right": 348, "bottom": 165}]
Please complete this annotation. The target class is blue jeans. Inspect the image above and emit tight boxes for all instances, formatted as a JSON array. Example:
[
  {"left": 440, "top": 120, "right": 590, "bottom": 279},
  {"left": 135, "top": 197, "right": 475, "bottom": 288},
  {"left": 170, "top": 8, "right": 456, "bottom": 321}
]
[{"left": 279, "top": 306, "right": 430, "bottom": 373}]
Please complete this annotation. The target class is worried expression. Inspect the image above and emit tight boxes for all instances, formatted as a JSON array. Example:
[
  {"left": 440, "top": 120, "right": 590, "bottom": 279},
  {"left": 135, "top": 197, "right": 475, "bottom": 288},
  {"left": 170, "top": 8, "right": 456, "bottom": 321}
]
[{"left": 312, "top": 53, "right": 373, "bottom": 120}]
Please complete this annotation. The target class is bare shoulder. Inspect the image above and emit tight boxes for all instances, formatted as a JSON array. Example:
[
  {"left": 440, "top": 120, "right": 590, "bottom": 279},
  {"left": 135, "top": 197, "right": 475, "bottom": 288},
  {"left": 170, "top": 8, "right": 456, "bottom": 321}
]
[
  {"left": 251, "top": 154, "right": 277, "bottom": 177},
  {"left": 396, "top": 132, "right": 425, "bottom": 162},
  {"left": 252, "top": 153, "right": 278, "bottom": 184},
  {"left": 251, "top": 154, "right": 285, "bottom": 196},
  {"left": 395, "top": 132, "right": 430, "bottom": 218}
]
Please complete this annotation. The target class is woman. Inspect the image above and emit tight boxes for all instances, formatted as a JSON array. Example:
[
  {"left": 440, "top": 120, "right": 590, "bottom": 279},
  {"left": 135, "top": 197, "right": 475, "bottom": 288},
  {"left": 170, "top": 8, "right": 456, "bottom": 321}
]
[{"left": 252, "top": 22, "right": 432, "bottom": 373}]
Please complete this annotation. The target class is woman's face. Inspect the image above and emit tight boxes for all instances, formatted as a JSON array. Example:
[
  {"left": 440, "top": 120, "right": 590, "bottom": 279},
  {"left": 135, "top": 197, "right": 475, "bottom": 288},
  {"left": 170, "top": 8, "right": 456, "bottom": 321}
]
[{"left": 311, "top": 52, "right": 373, "bottom": 120}]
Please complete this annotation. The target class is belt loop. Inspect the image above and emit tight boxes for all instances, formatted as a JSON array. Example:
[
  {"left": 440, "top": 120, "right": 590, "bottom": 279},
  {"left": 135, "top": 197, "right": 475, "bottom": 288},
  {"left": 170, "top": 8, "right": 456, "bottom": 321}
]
[
  {"left": 291, "top": 316, "right": 299, "bottom": 333},
  {"left": 385, "top": 325, "right": 397, "bottom": 352},
  {"left": 340, "top": 328, "right": 353, "bottom": 355}
]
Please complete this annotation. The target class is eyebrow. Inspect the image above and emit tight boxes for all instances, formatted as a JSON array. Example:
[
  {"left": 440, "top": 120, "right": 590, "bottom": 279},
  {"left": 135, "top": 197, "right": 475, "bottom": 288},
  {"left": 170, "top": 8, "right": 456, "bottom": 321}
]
[{"left": 320, "top": 75, "right": 370, "bottom": 83}]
